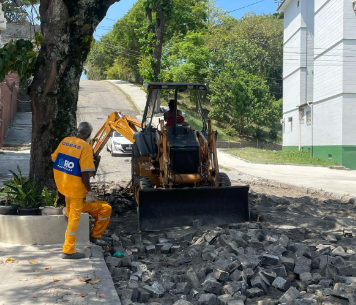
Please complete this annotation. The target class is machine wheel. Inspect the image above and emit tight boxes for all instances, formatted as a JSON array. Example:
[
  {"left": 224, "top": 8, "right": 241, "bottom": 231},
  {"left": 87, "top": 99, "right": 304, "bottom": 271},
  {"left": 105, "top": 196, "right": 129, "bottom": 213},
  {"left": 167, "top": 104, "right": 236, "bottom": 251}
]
[
  {"left": 219, "top": 172, "right": 231, "bottom": 187},
  {"left": 133, "top": 176, "right": 152, "bottom": 205}
]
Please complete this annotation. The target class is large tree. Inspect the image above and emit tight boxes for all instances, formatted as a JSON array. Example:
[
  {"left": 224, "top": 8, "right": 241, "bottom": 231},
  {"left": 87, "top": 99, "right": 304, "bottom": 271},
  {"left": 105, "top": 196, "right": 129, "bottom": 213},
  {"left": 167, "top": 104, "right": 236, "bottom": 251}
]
[{"left": 29, "top": 0, "right": 119, "bottom": 188}]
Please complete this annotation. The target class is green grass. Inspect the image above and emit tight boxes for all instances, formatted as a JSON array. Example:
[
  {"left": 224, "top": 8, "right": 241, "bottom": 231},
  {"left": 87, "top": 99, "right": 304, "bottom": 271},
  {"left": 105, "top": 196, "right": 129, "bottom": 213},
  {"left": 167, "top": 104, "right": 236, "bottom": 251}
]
[{"left": 226, "top": 148, "right": 341, "bottom": 167}]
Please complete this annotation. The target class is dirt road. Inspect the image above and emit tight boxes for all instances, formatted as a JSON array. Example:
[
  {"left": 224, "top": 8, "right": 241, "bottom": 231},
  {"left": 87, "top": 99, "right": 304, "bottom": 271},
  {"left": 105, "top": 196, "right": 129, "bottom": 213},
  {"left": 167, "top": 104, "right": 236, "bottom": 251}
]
[{"left": 78, "top": 79, "right": 140, "bottom": 186}]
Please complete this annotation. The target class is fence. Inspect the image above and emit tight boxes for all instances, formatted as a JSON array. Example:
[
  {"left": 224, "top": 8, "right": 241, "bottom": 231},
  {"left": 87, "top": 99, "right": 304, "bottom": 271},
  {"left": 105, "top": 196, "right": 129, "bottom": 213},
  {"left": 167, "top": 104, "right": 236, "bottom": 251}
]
[
  {"left": 0, "top": 72, "right": 19, "bottom": 148},
  {"left": 216, "top": 140, "right": 282, "bottom": 151}
]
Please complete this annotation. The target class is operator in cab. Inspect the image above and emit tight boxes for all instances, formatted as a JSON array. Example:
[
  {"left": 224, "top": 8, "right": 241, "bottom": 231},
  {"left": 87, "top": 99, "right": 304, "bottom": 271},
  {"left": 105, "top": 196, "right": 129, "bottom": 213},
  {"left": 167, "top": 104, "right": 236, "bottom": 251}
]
[
  {"left": 164, "top": 99, "right": 185, "bottom": 126},
  {"left": 51, "top": 122, "right": 112, "bottom": 259}
]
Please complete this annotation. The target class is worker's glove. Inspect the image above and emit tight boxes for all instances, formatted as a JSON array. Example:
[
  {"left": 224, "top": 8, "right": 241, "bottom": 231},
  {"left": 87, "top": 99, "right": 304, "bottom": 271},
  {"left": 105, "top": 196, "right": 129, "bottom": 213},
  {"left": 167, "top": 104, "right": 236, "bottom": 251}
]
[{"left": 84, "top": 191, "right": 95, "bottom": 203}]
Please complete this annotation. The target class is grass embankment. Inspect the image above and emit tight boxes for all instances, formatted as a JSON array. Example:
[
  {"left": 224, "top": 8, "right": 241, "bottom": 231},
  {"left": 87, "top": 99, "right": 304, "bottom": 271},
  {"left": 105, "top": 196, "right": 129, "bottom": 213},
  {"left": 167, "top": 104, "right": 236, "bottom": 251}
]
[{"left": 226, "top": 148, "right": 340, "bottom": 167}]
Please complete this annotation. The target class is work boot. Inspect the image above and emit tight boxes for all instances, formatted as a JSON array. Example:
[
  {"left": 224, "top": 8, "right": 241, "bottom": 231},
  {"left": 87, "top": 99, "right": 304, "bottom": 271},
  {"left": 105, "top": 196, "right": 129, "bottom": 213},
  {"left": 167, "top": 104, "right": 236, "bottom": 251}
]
[
  {"left": 90, "top": 236, "right": 108, "bottom": 246},
  {"left": 61, "top": 252, "right": 86, "bottom": 259}
]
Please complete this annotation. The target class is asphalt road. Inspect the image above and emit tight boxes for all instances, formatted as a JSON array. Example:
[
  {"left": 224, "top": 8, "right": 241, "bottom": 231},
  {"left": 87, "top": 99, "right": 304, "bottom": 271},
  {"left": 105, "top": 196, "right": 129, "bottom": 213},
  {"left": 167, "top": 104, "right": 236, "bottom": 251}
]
[{"left": 77, "top": 80, "right": 140, "bottom": 186}]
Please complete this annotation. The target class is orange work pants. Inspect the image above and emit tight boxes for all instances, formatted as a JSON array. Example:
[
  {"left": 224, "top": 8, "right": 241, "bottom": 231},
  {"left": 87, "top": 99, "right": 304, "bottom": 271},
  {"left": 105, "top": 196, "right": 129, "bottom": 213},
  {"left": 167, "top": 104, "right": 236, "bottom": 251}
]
[{"left": 63, "top": 198, "right": 112, "bottom": 254}]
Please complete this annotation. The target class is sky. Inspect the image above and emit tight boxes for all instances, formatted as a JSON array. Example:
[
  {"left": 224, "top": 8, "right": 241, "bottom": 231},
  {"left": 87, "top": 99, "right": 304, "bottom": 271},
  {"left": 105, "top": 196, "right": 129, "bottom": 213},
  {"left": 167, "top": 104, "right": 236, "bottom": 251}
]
[{"left": 94, "top": 0, "right": 280, "bottom": 40}]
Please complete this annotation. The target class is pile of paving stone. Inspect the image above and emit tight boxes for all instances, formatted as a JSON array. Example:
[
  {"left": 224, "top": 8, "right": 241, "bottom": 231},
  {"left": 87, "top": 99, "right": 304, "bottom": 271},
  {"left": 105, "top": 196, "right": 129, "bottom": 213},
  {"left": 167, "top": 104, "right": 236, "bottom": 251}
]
[{"left": 99, "top": 217, "right": 356, "bottom": 305}]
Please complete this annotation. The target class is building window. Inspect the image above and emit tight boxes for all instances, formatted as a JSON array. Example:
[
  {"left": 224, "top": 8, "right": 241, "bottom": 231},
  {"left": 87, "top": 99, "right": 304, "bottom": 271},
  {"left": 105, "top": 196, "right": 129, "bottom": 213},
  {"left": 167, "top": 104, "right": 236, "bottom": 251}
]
[
  {"left": 306, "top": 111, "right": 312, "bottom": 125},
  {"left": 299, "top": 108, "right": 304, "bottom": 124}
]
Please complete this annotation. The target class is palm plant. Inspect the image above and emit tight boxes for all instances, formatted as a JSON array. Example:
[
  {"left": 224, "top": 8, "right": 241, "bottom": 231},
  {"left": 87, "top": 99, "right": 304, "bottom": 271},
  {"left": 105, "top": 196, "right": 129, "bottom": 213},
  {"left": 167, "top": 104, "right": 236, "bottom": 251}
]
[{"left": 3, "top": 165, "right": 41, "bottom": 208}]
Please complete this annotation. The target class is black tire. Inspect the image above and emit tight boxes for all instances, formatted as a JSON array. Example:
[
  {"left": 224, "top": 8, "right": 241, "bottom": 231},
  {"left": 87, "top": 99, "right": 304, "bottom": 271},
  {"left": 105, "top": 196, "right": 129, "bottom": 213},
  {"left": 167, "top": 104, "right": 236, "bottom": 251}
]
[
  {"left": 133, "top": 176, "right": 152, "bottom": 205},
  {"left": 219, "top": 172, "right": 231, "bottom": 187}
]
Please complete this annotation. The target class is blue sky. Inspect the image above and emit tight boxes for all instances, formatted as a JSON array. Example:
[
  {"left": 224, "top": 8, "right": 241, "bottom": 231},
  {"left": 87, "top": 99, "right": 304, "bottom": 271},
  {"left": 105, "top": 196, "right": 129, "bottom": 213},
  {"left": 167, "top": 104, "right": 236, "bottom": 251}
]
[{"left": 94, "top": 0, "right": 280, "bottom": 40}]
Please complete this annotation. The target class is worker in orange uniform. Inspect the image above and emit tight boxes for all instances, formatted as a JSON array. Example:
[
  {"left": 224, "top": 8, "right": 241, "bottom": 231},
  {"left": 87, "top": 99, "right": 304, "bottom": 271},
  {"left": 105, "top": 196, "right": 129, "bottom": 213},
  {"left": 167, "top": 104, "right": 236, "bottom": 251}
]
[{"left": 51, "top": 122, "right": 112, "bottom": 259}]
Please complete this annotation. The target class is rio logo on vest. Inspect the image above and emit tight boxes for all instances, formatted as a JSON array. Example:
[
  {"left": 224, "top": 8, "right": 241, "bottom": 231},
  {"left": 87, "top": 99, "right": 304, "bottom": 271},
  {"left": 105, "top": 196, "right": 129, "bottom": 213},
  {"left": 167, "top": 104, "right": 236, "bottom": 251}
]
[{"left": 58, "top": 159, "right": 75, "bottom": 171}]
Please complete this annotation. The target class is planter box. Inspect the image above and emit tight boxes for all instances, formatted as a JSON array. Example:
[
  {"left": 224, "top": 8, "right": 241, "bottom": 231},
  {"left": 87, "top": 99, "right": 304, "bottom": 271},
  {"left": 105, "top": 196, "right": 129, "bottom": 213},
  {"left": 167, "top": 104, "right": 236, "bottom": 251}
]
[{"left": 0, "top": 214, "right": 89, "bottom": 245}]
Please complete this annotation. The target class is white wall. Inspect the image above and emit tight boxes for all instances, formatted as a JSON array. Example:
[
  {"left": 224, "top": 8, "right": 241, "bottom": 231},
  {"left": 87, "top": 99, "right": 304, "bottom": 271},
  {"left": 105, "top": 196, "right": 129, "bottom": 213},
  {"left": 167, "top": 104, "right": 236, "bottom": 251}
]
[
  {"left": 314, "top": 0, "right": 343, "bottom": 57},
  {"left": 342, "top": 94, "right": 356, "bottom": 145},
  {"left": 283, "top": 71, "right": 302, "bottom": 113},
  {"left": 284, "top": 0, "right": 303, "bottom": 42},
  {"left": 313, "top": 97, "right": 343, "bottom": 145},
  {"left": 283, "top": 109, "right": 299, "bottom": 146}
]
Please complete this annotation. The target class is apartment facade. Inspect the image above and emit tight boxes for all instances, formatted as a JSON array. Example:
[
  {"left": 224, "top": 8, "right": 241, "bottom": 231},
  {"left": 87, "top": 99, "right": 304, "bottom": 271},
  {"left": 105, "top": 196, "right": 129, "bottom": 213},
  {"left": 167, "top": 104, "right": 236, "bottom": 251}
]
[{"left": 278, "top": 0, "right": 356, "bottom": 169}]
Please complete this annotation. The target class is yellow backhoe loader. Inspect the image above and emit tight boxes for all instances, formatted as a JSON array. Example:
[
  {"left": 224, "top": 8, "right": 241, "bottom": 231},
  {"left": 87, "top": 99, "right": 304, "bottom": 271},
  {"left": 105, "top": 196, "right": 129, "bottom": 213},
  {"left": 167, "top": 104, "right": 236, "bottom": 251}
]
[{"left": 91, "top": 82, "right": 249, "bottom": 231}]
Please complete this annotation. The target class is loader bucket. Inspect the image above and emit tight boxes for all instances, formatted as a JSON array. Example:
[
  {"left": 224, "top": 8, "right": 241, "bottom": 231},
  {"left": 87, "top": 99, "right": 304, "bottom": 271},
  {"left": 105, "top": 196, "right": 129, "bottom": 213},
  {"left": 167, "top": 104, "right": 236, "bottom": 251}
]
[{"left": 138, "top": 185, "right": 249, "bottom": 231}]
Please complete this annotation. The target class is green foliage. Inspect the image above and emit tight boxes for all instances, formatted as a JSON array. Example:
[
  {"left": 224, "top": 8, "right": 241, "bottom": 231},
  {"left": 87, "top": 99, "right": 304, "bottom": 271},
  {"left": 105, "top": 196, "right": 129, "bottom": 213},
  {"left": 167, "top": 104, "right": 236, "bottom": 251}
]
[
  {"left": 162, "top": 31, "right": 210, "bottom": 83},
  {"left": 0, "top": 39, "right": 38, "bottom": 86},
  {"left": 3, "top": 165, "right": 41, "bottom": 208},
  {"left": 209, "top": 68, "right": 278, "bottom": 137},
  {"left": 41, "top": 187, "right": 61, "bottom": 207},
  {"left": 2, "top": 0, "right": 40, "bottom": 23},
  {"left": 227, "top": 148, "right": 340, "bottom": 167},
  {"left": 87, "top": 3, "right": 283, "bottom": 141}
]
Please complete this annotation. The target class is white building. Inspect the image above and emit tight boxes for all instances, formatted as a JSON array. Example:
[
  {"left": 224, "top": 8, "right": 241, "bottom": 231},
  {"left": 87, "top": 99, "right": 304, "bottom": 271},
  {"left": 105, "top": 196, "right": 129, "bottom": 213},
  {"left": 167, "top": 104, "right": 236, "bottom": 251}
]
[{"left": 278, "top": 0, "right": 356, "bottom": 169}]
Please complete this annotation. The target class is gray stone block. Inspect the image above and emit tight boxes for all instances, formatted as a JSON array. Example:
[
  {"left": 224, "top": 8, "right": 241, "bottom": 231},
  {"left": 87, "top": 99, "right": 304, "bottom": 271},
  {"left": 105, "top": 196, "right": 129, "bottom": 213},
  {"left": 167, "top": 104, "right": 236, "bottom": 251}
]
[
  {"left": 272, "top": 265, "right": 287, "bottom": 277},
  {"left": 173, "top": 300, "right": 193, "bottom": 305},
  {"left": 217, "top": 294, "right": 234, "bottom": 305},
  {"left": 106, "top": 256, "right": 122, "bottom": 267},
  {"left": 203, "top": 280, "right": 223, "bottom": 295},
  {"left": 295, "top": 299, "right": 317, "bottom": 305},
  {"left": 300, "top": 272, "right": 312, "bottom": 283},
  {"left": 213, "top": 269, "right": 229, "bottom": 282},
  {"left": 280, "top": 256, "right": 295, "bottom": 271},
  {"left": 279, "top": 287, "right": 300, "bottom": 304},
  {"left": 142, "top": 281, "right": 165, "bottom": 298},
  {"left": 176, "top": 282, "right": 192, "bottom": 295},
  {"left": 332, "top": 246, "right": 346, "bottom": 256},
  {"left": 262, "top": 254, "right": 279, "bottom": 266},
  {"left": 245, "top": 287, "right": 265, "bottom": 298},
  {"left": 202, "top": 251, "right": 218, "bottom": 262},
  {"left": 225, "top": 261, "right": 241, "bottom": 274},
  {"left": 146, "top": 245, "right": 156, "bottom": 254},
  {"left": 259, "top": 269, "right": 277, "bottom": 282},
  {"left": 279, "top": 234, "right": 289, "bottom": 248},
  {"left": 242, "top": 268, "right": 254, "bottom": 284},
  {"left": 198, "top": 294, "right": 217, "bottom": 305},
  {"left": 272, "top": 277, "right": 290, "bottom": 291},
  {"left": 187, "top": 272, "right": 201, "bottom": 290},
  {"left": 251, "top": 275, "right": 268, "bottom": 293},
  {"left": 222, "top": 282, "right": 241, "bottom": 295},
  {"left": 230, "top": 269, "right": 243, "bottom": 282},
  {"left": 137, "top": 288, "right": 150, "bottom": 303},
  {"left": 161, "top": 243, "right": 173, "bottom": 254},
  {"left": 171, "top": 245, "right": 181, "bottom": 254},
  {"left": 227, "top": 300, "right": 244, "bottom": 305}
]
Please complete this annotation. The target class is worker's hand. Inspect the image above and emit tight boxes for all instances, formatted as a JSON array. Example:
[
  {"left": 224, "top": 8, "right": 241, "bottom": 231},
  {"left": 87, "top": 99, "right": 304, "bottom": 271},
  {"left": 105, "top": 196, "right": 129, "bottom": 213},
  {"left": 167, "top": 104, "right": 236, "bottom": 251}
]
[{"left": 84, "top": 191, "right": 95, "bottom": 203}]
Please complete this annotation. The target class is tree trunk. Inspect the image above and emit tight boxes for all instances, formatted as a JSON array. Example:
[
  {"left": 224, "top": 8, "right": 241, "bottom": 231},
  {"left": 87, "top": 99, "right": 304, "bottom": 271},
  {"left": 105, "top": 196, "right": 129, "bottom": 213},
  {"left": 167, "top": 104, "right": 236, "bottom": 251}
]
[
  {"left": 29, "top": 0, "right": 119, "bottom": 189},
  {"left": 153, "top": 0, "right": 170, "bottom": 77}
]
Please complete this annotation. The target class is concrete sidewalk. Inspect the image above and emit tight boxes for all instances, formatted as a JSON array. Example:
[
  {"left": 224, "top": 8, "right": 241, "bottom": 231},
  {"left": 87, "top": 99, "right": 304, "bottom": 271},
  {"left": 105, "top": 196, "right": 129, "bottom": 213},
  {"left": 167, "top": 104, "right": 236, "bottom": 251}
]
[
  {"left": 0, "top": 243, "right": 121, "bottom": 305},
  {"left": 3, "top": 112, "right": 32, "bottom": 147},
  {"left": 218, "top": 150, "right": 356, "bottom": 198},
  {"left": 107, "top": 80, "right": 146, "bottom": 114}
]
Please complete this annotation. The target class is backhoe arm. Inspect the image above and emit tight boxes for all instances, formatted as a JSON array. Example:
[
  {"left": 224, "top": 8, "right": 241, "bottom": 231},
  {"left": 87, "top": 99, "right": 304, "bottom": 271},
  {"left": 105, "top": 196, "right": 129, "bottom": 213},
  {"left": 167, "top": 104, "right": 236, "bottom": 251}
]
[{"left": 91, "top": 111, "right": 142, "bottom": 158}]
